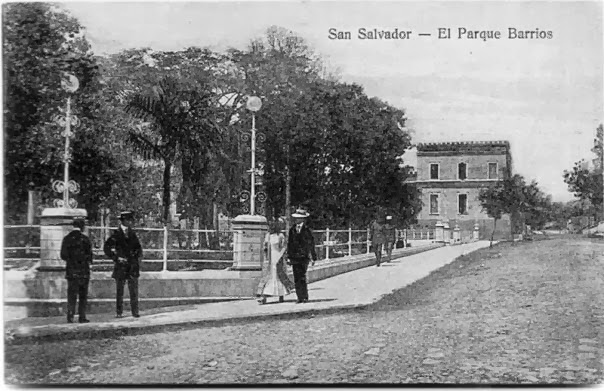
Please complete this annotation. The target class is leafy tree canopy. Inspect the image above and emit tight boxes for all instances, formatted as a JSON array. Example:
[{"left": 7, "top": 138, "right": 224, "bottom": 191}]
[
  {"left": 3, "top": 3, "right": 119, "bottom": 222},
  {"left": 563, "top": 124, "right": 603, "bottom": 221}
]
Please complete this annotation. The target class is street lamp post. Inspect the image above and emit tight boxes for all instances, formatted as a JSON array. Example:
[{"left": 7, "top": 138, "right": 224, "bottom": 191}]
[
  {"left": 62, "top": 96, "right": 74, "bottom": 206},
  {"left": 231, "top": 96, "right": 267, "bottom": 271},
  {"left": 246, "top": 96, "right": 262, "bottom": 215},
  {"left": 52, "top": 73, "right": 81, "bottom": 209},
  {"left": 38, "top": 72, "right": 87, "bottom": 272}
]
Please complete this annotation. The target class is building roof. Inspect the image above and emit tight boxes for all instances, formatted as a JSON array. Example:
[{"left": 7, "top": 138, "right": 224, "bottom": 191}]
[{"left": 416, "top": 140, "right": 510, "bottom": 153}]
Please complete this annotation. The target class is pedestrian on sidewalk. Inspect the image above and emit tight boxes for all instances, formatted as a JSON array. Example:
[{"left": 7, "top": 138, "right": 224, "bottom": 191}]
[
  {"left": 60, "top": 216, "right": 93, "bottom": 324},
  {"left": 287, "top": 208, "right": 317, "bottom": 304},
  {"left": 370, "top": 214, "right": 386, "bottom": 266},
  {"left": 256, "top": 218, "right": 295, "bottom": 304},
  {"left": 384, "top": 215, "right": 396, "bottom": 263},
  {"left": 103, "top": 211, "right": 143, "bottom": 318}
]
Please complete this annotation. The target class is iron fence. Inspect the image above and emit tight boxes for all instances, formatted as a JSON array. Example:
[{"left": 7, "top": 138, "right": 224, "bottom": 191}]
[
  {"left": 4, "top": 225, "right": 41, "bottom": 270},
  {"left": 4, "top": 225, "right": 420, "bottom": 271},
  {"left": 404, "top": 228, "right": 435, "bottom": 241},
  {"left": 86, "top": 226, "right": 234, "bottom": 272},
  {"left": 313, "top": 228, "right": 372, "bottom": 261}
]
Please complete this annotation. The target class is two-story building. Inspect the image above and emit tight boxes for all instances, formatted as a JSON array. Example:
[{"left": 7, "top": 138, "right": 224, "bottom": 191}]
[{"left": 412, "top": 141, "right": 513, "bottom": 240}]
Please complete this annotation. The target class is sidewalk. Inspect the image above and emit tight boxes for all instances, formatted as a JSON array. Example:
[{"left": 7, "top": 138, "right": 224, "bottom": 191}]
[{"left": 5, "top": 241, "right": 492, "bottom": 343}]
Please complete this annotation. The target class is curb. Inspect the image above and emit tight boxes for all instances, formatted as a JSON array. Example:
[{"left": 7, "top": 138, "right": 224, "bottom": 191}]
[{"left": 6, "top": 301, "right": 374, "bottom": 345}]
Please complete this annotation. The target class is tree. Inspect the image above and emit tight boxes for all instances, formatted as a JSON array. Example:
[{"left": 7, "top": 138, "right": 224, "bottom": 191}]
[
  {"left": 522, "top": 180, "right": 552, "bottom": 230},
  {"left": 228, "top": 25, "right": 325, "bottom": 231},
  {"left": 3, "top": 3, "right": 121, "bottom": 222},
  {"left": 563, "top": 124, "right": 604, "bottom": 222},
  {"left": 230, "top": 27, "right": 419, "bottom": 229},
  {"left": 123, "top": 75, "right": 224, "bottom": 224},
  {"left": 478, "top": 183, "right": 507, "bottom": 247},
  {"left": 480, "top": 174, "right": 553, "bottom": 244},
  {"left": 257, "top": 78, "right": 417, "bottom": 228},
  {"left": 95, "top": 46, "right": 245, "bottom": 228}
]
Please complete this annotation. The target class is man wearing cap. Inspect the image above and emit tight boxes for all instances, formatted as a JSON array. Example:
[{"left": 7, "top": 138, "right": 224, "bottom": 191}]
[
  {"left": 60, "top": 217, "right": 93, "bottom": 323},
  {"left": 287, "top": 208, "right": 317, "bottom": 303},
  {"left": 103, "top": 211, "right": 143, "bottom": 318},
  {"left": 383, "top": 215, "right": 396, "bottom": 263}
]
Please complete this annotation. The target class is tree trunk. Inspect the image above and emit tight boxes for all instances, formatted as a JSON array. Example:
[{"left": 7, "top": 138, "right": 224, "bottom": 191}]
[
  {"left": 162, "top": 159, "right": 172, "bottom": 225},
  {"left": 510, "top": 211, "right": 515, "bottom": 245},
  {"left": 490, "top": 218, "right": 497, "bottom": 248},
  {"left": 213, "top": 202, "right": 219, "bottom": 232}
]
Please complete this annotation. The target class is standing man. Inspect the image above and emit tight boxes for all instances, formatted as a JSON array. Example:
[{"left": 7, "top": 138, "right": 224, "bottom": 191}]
[
  {"left": 370, "top": 214, "right": 386, "bottom": 267},
  {"left": 287, "top": 208, "right": 317, "bottom": 304},
  {"left": 60, "top": 216, "right": 93, "bottom": 323},
  {"left": 383, "top": 215, "right": 396, "bottom": 263},
  {"left": 103, "top": 211, "right": 143, "bottom": 318}
]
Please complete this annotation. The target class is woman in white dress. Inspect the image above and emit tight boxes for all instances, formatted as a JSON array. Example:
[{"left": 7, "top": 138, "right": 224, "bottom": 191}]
[{"left": 256, "top": 218, "right": 295, "bottom": 304}]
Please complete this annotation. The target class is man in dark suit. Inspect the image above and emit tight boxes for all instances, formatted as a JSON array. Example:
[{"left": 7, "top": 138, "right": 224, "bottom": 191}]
[
  {"left": 287, "top": 208, "right": 317, "bottom": 303},
  {"left": 103, "top": 211, "right": 143, "bottom": 318},
  {"left": 60, "top": 216, "right": 93, "bottom": 323}
]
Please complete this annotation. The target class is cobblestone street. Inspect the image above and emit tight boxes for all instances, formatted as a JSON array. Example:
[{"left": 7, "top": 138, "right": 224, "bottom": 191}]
[{"left": 5, "top": 238, "right": 603, "bottom": 385}]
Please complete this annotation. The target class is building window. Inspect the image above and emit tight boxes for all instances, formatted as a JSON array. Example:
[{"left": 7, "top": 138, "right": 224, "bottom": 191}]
[
  {"left": 430, "top": 164, "right": 439, "bottom": 180},
  {"left": 430, "top": 194, "right": 439, "bottom": 214},
  {"left": 488, "top": 163, "right": 498, "bottom": 179},
  {"left": 458, "top": 162, "right": 467, "bottom": 180},
  {"left": 458, "top": 194, "right": 468, "bottom": 214}
]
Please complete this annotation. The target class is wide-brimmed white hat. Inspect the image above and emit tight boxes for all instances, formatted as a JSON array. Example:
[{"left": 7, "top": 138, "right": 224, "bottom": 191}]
[{"left": 292, "top": 208, "right": 310, "bottom": 218}]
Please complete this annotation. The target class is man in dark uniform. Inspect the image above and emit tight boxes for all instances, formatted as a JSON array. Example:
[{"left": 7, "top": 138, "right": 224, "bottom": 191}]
[
  {"left": 287, "top": 208, "right": 317, "bottom": 303},
  {"left": 370, "top": 214, "right": 386, "bottom": 267},
  {"left": 103, "top": 211, "right": 143, "bottom": 318},
  {"left": 383, "top": 215, "right": 396, "bottom": 263},
  {"left": 60, "top": 216, "right": 93, "bottom": 323}
]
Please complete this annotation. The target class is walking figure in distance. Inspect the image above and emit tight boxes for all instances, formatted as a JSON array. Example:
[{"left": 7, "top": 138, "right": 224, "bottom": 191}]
[
  {"left": 60, "top": 216, "right": 93, "bottom": 323},
  {"left": 370, "top": 214, "right": 386, "bottom": 267},
  {"left": 384, "top": 215, "right": 396, "bottom": 263},
  {"left": 287, "top": 208, "right": 317, "bottom": 303},
  {"left": 256, "top": 218, "right": 295, "bottom": 304},
  {"left": 103, "top": 211, "right": 143, "bottom": 318}
]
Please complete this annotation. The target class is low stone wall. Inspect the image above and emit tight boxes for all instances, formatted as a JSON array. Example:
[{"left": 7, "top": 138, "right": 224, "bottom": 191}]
[
  {"left": 4, "top": 243, "right": 442, "bottom": 319},
  {"left": 303, "top": 243, "right": 443, "bottom": 284},
  {"left": 416, "top": 218, "right": 512, "bottom": 241}
]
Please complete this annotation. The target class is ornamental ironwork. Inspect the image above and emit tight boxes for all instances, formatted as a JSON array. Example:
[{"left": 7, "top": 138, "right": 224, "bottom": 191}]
[
  {"left": 237, "top": 190, "right": 268, "bottom": 216},
  {"left": 52, "top": 73, "right": 80, "bottom": 209}
]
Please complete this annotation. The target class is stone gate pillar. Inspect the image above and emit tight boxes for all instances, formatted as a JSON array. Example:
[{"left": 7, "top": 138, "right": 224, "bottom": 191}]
[
  {"left": 453, "top": 224, "right": 461, "bottom": 244},
  {"left": 443, "top": 222, "right": 451, "bottom": 245},
  {"left": 231, "top": 215, "right": 268, "bottom": 271},
  {"left": 473, "top": 222, "right": 480, "bottom": 241},
  {"left": 38, "top": 207, "right": 87, "bottom": 271},
  {"left": 435, "top": 221, "right": 444, "bottom": 243}
]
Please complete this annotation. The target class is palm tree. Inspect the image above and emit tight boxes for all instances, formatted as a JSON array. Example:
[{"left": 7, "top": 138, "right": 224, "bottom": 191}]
[{"left": 124, "top": 76, "right": 222, "bottom": 224}]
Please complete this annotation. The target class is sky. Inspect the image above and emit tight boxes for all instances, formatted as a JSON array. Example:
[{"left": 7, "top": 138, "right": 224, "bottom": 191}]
[{"left": 62, "top": 1, "right": 603, "bottom": 202}]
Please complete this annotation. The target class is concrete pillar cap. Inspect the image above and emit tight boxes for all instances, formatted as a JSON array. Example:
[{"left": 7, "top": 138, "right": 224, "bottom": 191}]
[
  {"left": 41, "top": 208, "right": 87, "bottom": 218},
  {"left": 232, "top": 214, "right": 267, "bottom": 224}
]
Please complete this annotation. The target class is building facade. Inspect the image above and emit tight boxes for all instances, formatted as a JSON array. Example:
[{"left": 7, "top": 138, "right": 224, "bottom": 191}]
[{"left": 412, "top": 141, "right": 513, "bottom": 240}]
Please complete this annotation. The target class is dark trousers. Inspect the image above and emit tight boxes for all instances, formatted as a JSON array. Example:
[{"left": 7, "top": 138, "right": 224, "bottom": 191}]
[
  {"left": 67, "top": 278, "right": 89, "bottom": 320},
  {"left": 116, "top": 278, "right": 139, "bottom": 315},
  {"left": 374, "top": 243, "right": 383, "bottom": 265},
  {"left": 291, "top": 261, "right": 309, "bottom": 301},
  {"left": 384, "top": 242, "right": 393, "bottom": 261}
]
